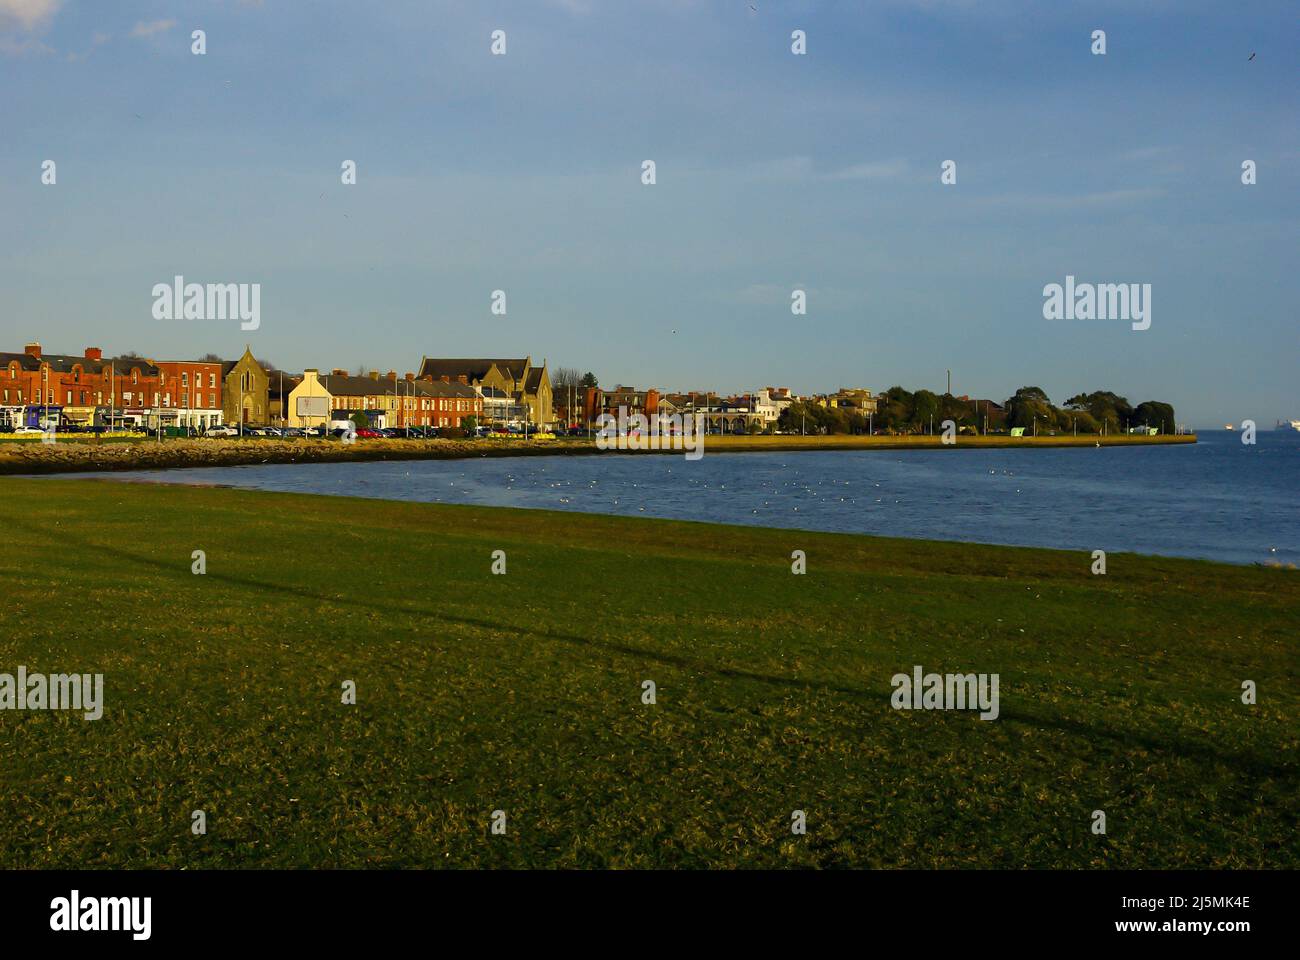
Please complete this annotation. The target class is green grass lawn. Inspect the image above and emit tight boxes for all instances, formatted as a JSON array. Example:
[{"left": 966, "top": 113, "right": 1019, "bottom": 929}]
[{"left": 0, "top": 477, "right": 1295, "bottom": 869}]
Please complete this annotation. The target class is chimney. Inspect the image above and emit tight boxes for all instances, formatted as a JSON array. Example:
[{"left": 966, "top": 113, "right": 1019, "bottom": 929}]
[
  {"left": 440, "top": 375, "right": 450, "bottom": 383},
  {"left": 85, "top": 347, "right": 102, "bottom": 361},
  {"left": 369, "top": 371, "right": 380, "bottom": 381},
  {"left": 24, "top": 342, "right": 41, "bottom": 359},
  {"left": 387, "top": 370, "right": 397, "bottom": 380},
  {"left": 331, "top": 368, "right": 348, "bottom": 377},
  {"left": 457, "top": 374, "right": 468, "bottom": 385},
  {"left": 405, "top": 372, "right": 415, "bottom": 382}
]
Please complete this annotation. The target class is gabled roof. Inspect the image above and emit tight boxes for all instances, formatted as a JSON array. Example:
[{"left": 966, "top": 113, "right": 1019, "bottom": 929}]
[
  {"left": 0, "top": 352, "right": 159, "bottom": 377},
  {"left": 315, "top": 374, "right": 387, "bottom": 397},
  {"left": 417, "top": 357, "right": 529, "bottom": 382},
  {"left": 310, "top": 374, "right": 480, "bottom": 400},
  {"left": 221, "top": 347, "right": 266, "bottom": 377},
  {"left": 416, "top": 379, "right": 478, "bottom": 399},
  {"left": 266, "top": 374, "right": 303, "bottom": 399}
]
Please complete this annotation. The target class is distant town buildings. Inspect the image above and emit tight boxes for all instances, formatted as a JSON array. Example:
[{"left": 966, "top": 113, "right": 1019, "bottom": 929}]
[
  {"left": 416, "top": 357, "right": 552, "bottom": 427},
  {"left": 816, "top": 388, "right": 878, "bottom": 417},
  {"left": 0, "top": 343, "right": 224, "bottom": 431},
  {"left": 1, "top": 339, "right": 948, "bottom": 438},
  {"left": 222, "top": 346, "right": 269, "bottom": 428},
  {"left": 288, "top": 369, "right": 482, "bottom": 430}
]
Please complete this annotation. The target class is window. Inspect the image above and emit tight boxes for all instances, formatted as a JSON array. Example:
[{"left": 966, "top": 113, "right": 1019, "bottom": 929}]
[
  {"left": 209, "top": 392, "right": 215, "bottom": 407},
  {"left": 182, "top": 372, "right": 188, "bottom": 387},
  {"left": 181, "top": 392, "right": 188, "bottom": 407},
  {"left": 209, "top": 373, "right": 216, "bottom": 388}
]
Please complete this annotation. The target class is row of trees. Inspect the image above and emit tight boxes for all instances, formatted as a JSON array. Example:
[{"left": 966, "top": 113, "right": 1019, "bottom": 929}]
[
  {"left": 1007, "top": 388, "right": 1176, "bottom": 435},
  {"left": 777, "top": 387, "right": 1177, "bottom": 436}
]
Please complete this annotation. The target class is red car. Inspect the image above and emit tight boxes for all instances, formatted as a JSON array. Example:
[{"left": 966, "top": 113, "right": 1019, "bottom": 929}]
[{"left": 355, "top": 428, "right": 383, "bottom": 439}]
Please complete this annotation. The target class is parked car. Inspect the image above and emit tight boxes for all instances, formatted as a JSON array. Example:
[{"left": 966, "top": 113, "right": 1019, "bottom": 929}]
[
  {"left": 355, "top": 428, "right": 383, "bottom": 439},
  {"left": 204, "top": 426, "right": 238, "bottom": 438}
]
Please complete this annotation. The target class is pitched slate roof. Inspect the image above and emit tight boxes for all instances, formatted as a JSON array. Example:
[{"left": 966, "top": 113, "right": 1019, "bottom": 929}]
[
  {"left": 0, "top": 351, "right": 159, "bottom": 377},
  {"left": 524, "top": 367, "right": 547, "bottom": 391},
  {"left": 266, "top": 374, "right": 303, "bottom": 399},
  {"left": 414, "top": 379, "right": 479, "bottom": 399},
  {"left": 316, "top": 374, "right": 388, "bottom": 397},
  {"left": 416, "top": 358, "right": 529, "bottom": 382}
]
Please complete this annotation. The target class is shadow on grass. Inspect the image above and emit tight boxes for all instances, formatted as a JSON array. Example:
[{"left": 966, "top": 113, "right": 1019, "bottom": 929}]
[{"left": 5, "top": 510, "right": 1296, "bottom": 785}]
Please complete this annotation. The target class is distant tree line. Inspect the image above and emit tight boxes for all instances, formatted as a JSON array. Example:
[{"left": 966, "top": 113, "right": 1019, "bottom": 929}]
[
  {"left": 1008, "top": 388, "right": 1176, "bottom": 435},
  {"left": 778, "top": 387, "right": 1177, "bottom": 436}
]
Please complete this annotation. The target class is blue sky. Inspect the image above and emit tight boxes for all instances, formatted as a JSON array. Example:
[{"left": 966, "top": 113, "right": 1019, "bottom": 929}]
[{"left": 2, "top": 0, "right": 1296, "bottom": 426}]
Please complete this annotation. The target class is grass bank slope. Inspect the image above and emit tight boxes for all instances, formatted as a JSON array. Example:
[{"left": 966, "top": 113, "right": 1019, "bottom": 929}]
[{"left": 0, "top": 477, "right": 1292, "bottom": 869}]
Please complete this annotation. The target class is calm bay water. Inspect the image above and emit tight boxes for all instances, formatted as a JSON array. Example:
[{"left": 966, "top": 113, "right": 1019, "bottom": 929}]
[{"left": 62, "top": 430, "right": 1298, "bottom": 565}]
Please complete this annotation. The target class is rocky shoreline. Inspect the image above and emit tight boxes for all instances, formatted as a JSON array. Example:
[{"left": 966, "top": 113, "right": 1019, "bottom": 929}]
[
  {"left": 0, "top": 437, "right": 600, "bottom": 476},
  {"left": 0, "top": 433, "right": 1196, "bottom": 476}
]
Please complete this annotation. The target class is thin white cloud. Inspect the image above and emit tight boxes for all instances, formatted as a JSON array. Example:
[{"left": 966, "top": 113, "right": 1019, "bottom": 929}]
[
  {"left": 824, "top": 159, "right": 910, "bottom": 181},
  {"left": 0, "top": 32, "right": 53, "bottom": 54},
  {"left": 0, "top": 0, "right": 61, "bottom": 30},
  {"left": 973, "top": 188, "right": 1166, "bottom": 212},
  {"left": 131, "top": 19, "right": 176, "bottom": 38}
]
